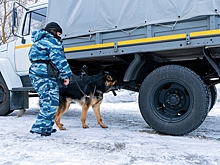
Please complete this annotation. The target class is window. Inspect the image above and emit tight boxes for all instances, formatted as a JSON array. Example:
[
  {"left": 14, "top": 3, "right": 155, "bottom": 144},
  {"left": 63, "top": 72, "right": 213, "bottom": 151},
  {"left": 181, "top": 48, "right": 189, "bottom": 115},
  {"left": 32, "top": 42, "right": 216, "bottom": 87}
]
[{"left": 22, "top": 7, "right": 47, "bottom": 36}]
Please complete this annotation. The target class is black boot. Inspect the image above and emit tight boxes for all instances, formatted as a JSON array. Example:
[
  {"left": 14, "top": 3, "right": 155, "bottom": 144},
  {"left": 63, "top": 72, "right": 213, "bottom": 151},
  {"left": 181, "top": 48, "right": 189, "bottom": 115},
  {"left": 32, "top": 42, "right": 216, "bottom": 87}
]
[
  {"left": 30, "top": 129, "right": 51, "bottom": 136},
  {"left": 51, "top": 129, "right": 57, "bottom": 133}
]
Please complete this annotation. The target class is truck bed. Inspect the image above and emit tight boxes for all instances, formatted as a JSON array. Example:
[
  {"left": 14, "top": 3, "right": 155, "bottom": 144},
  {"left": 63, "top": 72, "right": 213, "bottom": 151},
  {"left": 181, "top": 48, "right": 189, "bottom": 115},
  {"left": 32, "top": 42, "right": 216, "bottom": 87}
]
[{"left": 62, "top": 15, "right": 220, "bottom": 66}]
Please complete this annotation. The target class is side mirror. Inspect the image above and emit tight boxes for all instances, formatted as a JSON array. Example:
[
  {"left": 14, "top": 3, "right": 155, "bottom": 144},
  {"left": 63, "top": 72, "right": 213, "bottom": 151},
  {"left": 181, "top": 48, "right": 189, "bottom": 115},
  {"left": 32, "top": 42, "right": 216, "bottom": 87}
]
[
  {"left": 12, "top": 4, "right": 18, "bottom": 36},
  {"left": 12, "top": 6, "right": 18, "bottom": 30},
  {"left": 12, "top": 2, "right": 28, "bottom": 44}
]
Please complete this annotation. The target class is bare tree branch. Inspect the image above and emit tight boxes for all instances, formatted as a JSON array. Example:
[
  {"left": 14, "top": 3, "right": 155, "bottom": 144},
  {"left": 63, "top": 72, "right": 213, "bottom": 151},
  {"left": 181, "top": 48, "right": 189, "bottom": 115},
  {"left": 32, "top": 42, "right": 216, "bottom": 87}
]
[
  {"left": 0, "top": 0, "right": 42, "bottom": 44},
  {"left": 1, "top": 0, "right": 7, "bottom": 44}
]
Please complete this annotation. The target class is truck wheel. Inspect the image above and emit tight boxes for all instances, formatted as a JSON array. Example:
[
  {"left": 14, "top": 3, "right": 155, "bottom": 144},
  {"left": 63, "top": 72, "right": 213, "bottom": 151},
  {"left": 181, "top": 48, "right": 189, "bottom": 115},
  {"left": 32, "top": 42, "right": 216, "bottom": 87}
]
[
  {"left": 0, "top": 74, "right": 11, "bottom": 116},
  {"left": 209, "top": 85, "right": 217, "bottom": 111},
  {"left": 139, "top": 65, "right": 210, "bottom": 135}
]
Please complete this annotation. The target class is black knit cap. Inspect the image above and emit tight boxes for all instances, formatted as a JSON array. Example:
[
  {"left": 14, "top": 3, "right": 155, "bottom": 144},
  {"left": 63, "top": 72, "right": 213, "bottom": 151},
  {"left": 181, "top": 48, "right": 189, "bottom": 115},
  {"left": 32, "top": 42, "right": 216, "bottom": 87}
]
[{"left": 45, "top": 22, "right": 62, "bottom": 34}]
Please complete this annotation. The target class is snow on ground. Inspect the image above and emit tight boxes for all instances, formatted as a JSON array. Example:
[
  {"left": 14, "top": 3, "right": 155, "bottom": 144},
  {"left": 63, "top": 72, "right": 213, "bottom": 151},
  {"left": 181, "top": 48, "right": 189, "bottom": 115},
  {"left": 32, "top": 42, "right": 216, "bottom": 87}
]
[{"left": 1, "top": 90, "right": 220, "bottom": 165}]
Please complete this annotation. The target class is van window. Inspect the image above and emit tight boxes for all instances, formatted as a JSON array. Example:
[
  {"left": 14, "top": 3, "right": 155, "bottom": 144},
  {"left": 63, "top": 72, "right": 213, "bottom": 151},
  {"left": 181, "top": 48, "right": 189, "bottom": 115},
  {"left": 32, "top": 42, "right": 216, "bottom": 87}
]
[{"left": 22, "top": 7, "right": 47, "bottom": 36}]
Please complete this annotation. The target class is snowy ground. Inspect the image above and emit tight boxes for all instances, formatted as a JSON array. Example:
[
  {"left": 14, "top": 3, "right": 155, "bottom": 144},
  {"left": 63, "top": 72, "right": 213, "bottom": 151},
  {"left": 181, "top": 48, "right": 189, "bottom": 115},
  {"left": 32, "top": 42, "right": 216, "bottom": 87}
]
[{"left": 1, "top": 91, "right": 220, "bottom": 165}]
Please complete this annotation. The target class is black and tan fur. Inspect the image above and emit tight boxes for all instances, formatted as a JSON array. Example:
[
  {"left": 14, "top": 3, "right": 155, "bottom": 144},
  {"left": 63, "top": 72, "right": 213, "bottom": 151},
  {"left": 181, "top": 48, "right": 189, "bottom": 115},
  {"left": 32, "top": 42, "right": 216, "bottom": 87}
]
[{"left": 54, "top": 72, "right": 117, "bottom": 130}]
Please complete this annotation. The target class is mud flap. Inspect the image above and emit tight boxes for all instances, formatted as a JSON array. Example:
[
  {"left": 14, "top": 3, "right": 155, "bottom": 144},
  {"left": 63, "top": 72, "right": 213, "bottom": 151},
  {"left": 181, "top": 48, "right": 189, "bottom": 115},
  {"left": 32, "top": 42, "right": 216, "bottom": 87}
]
[{"left": 10, "top": 91, "right": 29, "bottom": 110}]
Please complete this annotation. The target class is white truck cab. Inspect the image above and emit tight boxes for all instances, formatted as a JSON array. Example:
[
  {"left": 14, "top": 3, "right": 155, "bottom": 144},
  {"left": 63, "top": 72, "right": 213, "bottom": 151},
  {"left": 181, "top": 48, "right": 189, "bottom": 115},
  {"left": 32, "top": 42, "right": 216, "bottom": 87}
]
[{"left": 0, "top": 1, "right": 48, "bottom": 116}]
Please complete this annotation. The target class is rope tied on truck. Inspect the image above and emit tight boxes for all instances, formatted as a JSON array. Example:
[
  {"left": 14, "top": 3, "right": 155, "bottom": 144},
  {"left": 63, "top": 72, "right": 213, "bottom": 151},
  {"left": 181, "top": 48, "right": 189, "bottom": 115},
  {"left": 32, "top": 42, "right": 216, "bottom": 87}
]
[
  {"left": 155, "top": 16, "right": 180, "bottom": 30},
  {"left": 121, "top": 22, "right": 147, "bottom": 35}
]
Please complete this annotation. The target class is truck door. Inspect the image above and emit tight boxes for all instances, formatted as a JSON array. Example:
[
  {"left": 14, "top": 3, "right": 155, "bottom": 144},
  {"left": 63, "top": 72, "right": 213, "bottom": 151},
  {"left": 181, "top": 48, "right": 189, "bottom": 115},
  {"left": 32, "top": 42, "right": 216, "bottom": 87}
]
[{"left": 15, "top": 7, "right": 47, "bottom": 74}]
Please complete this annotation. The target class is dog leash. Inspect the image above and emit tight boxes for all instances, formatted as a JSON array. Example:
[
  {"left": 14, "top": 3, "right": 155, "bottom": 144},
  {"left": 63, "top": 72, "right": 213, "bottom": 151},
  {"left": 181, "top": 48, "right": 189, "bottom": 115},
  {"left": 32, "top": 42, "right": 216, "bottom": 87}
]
[
  {"left": 72, "top": 75, "right": 97, "bottom": 97},
  {"left": 72, "top": 76, "right": 87, "bottom": 96}
]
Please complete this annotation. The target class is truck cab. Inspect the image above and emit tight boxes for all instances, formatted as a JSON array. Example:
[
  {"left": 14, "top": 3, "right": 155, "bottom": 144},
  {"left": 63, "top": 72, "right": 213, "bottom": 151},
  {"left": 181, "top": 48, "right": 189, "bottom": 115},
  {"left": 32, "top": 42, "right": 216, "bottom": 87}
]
[{"left": 0, "top": 1, "right": 48, "bottom": 116}]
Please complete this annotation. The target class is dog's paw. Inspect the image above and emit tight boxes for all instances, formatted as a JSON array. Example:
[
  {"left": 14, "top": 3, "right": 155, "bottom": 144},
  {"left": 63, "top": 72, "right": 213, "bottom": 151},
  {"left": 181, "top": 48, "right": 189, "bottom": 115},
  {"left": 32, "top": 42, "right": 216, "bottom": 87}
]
[
  {"left": 101, "top": 124, "right": 108, "bottom": 128},
  {"left": 57, "top": 125, "right": 66, "bottom": 130},
  {"left": 82, "top": 125, "right": 89, "bottom": 129},
  {"left": 59, "top": 127, "right": 66, "bottom": 130},
  {"left": 17, "top": 109, "right": 26, "bottom": 117}
]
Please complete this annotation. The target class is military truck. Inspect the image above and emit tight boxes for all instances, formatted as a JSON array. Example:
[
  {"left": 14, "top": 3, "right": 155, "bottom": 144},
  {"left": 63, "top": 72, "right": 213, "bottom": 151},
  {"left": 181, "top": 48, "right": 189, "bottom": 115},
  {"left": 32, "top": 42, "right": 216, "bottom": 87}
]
[{"left": 1, "top": 0, "right": 220, "bottom": 135}]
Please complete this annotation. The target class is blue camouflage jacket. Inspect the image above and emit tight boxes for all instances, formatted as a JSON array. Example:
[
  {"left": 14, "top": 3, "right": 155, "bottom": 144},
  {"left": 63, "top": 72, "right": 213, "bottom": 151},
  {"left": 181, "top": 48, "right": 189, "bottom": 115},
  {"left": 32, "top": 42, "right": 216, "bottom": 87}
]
[{"left": 28, "top": 29, "right": 72, "bottom": 79}]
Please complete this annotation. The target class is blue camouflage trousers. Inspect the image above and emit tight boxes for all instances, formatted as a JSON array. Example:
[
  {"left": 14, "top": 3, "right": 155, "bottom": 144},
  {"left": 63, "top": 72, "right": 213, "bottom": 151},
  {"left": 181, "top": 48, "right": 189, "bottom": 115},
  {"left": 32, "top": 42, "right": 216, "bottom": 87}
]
[{"left": 29, "top": 72, "right": 59, "bottom": 133}]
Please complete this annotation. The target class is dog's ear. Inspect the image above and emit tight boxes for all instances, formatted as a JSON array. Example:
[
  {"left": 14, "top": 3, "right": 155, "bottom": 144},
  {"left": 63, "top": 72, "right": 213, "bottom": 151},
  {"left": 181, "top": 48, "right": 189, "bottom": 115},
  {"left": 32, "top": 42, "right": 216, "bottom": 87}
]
[
  {"left": 105, "top": 74, "right": 118, "bottom": 88},
  {"left": 103, "top": 71, "right": 118, "bottom": 83},
  {"left": 102, "top": 71, "right": 111, "bottom": 80},
  {"left": 104, "top": 74, "right": 113, "bottom": 81}
]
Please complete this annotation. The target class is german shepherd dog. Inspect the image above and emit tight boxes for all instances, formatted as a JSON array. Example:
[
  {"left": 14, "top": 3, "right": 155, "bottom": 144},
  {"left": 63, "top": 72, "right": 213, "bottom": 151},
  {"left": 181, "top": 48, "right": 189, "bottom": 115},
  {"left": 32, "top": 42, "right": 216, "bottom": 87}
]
[{"left": 54, "top": 70, "right": 117, "bottom": 130}]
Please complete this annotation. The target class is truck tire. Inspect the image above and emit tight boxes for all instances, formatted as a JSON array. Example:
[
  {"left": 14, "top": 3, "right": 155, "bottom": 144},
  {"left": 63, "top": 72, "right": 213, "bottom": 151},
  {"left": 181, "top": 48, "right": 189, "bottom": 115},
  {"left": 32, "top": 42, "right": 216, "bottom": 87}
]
[
  {"left": 0, "top": 74, "right": 11, "bottom": 116},
  {"left": 209, "top": 85, "right": 217, "bottom": 111},
  {"left": 139, "top": 65, "right": 210, "bottom": 135}
]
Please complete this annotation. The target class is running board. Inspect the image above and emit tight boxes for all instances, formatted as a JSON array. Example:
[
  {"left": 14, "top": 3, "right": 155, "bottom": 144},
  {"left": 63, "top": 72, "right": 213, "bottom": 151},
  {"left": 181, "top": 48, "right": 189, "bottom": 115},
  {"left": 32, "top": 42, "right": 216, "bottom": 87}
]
[{"left": 11, "top": 87, "right": 35, "bottom": 92}]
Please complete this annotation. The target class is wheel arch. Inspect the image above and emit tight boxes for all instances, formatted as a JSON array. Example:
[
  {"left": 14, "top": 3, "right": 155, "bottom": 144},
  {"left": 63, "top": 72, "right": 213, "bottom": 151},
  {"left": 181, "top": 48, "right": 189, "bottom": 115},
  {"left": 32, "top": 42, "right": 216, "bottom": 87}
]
[{"left": 123, "top": 53, "right": 146, "bottom": 82}]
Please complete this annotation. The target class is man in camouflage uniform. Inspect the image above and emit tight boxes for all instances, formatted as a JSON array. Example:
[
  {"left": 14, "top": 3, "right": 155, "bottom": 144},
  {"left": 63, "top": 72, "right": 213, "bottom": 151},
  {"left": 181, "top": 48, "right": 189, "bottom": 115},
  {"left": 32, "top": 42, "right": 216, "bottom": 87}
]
[{"left": 28, "top": 22, "right": 72, "bottom": 136}]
